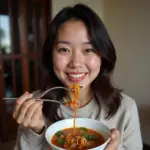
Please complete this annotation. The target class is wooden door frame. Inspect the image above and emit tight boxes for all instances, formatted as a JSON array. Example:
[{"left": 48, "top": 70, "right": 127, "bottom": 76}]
[{"left": 0, "top": 0, "right": 51, "bottom": 141}]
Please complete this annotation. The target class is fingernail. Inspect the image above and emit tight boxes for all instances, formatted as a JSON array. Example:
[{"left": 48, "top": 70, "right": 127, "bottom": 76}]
[
  {"left": 40, "top": 101, "right": 43, "bottom": 104},
  {"left": 29, "top": 94, "right": 33, "bottom": 97},
  {"left": 25, "top": 91, "right": 29, "bottom": 94}
]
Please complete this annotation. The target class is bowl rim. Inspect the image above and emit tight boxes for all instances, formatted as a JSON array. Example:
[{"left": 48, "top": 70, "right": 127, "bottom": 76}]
[{"left": 45, "top": 118, "right": 110, "bottom": 150}]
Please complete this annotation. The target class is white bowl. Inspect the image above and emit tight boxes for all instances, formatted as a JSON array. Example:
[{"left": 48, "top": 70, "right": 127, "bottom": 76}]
[{"left": 45, "top": 118, "right": 110, "bottom": 150}]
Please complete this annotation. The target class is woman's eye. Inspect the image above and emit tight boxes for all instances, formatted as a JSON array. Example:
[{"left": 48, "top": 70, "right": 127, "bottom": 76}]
[
  {"left": 57, "top": 48, "right": 69, "bottom": 53},
  {"left": 85, "top": 48, "right": 95, "bottom": 53}
]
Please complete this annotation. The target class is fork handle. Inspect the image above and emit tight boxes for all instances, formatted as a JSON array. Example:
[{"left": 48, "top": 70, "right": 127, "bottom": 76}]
[{"left": 3, "top": 98, "right": 63, "bottom": 105}]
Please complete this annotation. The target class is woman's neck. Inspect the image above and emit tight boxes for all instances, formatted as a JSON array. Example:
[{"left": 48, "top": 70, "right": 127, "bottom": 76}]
[{"left": 78, "top": 86, "right": 93, "bottom": 107}]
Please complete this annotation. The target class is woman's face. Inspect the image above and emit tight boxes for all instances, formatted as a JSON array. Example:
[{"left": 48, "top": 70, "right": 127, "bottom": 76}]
[{"left": 52, "top": 20, "right": 101, "bottom": 89}]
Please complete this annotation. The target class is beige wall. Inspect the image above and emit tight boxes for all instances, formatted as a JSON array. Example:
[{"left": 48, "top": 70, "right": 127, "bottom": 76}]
[
  {"left": 52, "top": 0, "right": 104, "bottom": 20},
  {"left": 52, "top": 0, "right": 150, "bottom": 145},
  {"left": 104, "top": 0, "right": 150, "bottom": 145}
]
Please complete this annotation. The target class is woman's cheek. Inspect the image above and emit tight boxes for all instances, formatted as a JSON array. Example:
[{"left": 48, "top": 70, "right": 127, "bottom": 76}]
[
  {"left": 87, "top": 56, "right": 101, "bottom": 71},
  {"left": 53, "top": 55, "right": 69, "bottom": 72}
]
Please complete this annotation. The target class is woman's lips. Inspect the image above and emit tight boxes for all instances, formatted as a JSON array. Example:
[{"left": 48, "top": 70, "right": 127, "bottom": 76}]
[{"left": 67, "top": 73, "right": 87, "bottom": 82}]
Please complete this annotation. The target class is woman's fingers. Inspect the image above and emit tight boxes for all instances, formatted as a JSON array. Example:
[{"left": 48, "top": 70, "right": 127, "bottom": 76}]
[
  {"left": 12, "top": 92, "right": 45, "bottom": 133},
  {"left": 31, "top": 104, "right": 43, "bottom": 124},
  {"left": 110, "top": 129, "right": 120, "bottom": 139},
  {"left": 105, "top": 129, "right": 120, "bottom": 150},
  {"left": 13, "top": 92, "right": 32, "bottom": 119},
  {"left": 16, "top": 99, "right": 36, "bottom": 124},
  {"left": 29, "top": 104, "right": 44, "bottom": 133},
  {"left": 23, "top": 101, "right": 43, "bottom": 127}
]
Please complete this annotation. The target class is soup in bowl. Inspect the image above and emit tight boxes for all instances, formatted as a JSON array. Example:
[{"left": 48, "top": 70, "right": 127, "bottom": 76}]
[{"left": 45, "top": 118, "right": 110, "bottom": 150}]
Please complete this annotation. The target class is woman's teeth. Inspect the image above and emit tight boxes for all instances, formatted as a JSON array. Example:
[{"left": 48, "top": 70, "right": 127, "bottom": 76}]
[{"left": 68, "top": 74, "right": 85, "bottom": 78}]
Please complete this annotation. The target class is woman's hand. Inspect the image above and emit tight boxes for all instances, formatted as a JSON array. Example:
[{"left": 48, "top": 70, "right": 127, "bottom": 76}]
[
  {"left": 105, "top": 129, "right": 120, "bottom": 150},
  {"left": 13, "top": 92, "right": 45, "bottom": 134}
]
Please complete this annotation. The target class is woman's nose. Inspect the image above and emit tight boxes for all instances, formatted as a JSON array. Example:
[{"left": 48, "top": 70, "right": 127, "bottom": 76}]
[{"left": 68, "top": 52, "right": 83, "bottom": 68}]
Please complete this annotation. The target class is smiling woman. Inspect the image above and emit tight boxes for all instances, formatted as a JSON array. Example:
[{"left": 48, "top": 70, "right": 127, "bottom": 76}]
[
  {"left": 52, "top": 19, "right": 101, "bottom": 89},
  {"left": 13, "top": 3, "right": 142, "bottom": 150}
]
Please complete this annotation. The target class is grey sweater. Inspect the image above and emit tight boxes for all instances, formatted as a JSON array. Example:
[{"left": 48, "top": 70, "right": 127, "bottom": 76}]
[{"left": 14, "top": 93, "right": 143, "bottom": 150}]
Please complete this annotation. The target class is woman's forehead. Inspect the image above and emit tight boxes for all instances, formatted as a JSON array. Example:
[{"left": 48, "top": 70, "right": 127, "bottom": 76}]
[{"left": 56, "top": 20, "right": 91, "bottom": 43}]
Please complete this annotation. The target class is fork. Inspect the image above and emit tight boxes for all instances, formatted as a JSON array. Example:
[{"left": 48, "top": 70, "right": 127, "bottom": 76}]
[
  {"left": 36, "top": 98, "right": 68, "bottom": 105},
  {"left": 3, "top": 86, "right": 71, "bottom": 102},
  {"left": 4, "top": 98, "right": 70, "bottom": 105},
  {"left": 3, "top": 86, "right": 82, "bottom": 104}
]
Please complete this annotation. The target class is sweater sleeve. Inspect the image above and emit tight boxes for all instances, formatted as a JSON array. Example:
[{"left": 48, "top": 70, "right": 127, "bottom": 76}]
[
  {"left": 121, "top": 101, "right": 143, "bottom": 150},
  {"left": 14, "top": 125, "right": 49, "bottom": 150}
]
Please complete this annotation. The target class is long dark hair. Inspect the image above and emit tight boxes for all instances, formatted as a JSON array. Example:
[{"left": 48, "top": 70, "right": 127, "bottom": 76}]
[{"left": 41, "top": 4, "right": 122, "bottom": 123}]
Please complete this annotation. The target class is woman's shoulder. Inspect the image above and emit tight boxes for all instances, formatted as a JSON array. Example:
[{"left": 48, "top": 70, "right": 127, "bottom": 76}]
[
  {"left": 119, "top": 93, "right": 138, "bottom": 112},
  {"left": 109, "top": 93, "right": 140, "bottom": 126}
]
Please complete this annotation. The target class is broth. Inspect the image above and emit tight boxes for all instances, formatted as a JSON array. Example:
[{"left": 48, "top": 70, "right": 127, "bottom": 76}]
[{"left": 51, "top": 127, "right": 105, "bottom": 149}]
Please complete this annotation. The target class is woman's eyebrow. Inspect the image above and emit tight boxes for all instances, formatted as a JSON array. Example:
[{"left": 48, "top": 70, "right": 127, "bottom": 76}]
[
  {"left": 83, "top": 41, "right": 92, "bottom": 45},
  {"left": 55, "top": 41, "right": 71, "bottom": 45},
  {"left": 55, "top": 41, "right": 92, "bottom": 45}
]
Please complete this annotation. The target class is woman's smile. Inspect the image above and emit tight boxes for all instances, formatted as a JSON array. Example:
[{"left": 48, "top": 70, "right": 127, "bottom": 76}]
[{"left": 66, "top": 72, "right": 87, "bottom": 82}]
